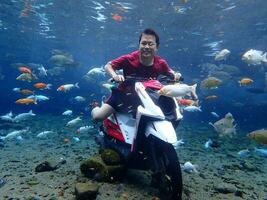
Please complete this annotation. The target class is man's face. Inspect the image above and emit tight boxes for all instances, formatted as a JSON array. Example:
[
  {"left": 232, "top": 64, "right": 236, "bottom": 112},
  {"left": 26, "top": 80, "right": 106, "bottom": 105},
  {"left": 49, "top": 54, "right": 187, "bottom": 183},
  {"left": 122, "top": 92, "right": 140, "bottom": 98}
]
[{"left": 139, "top": 34, "right": 158, "bottom": 59}]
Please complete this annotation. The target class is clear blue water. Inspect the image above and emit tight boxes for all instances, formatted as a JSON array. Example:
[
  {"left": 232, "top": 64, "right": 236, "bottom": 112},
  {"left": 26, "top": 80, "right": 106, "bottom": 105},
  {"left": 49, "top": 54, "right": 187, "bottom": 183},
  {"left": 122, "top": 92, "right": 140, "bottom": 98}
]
[
  {"left": 0, "top": 1, "right": 267, "bottom": 199},
  {"left": 0, "top": 1, "right": 266, "bottom": 133}
]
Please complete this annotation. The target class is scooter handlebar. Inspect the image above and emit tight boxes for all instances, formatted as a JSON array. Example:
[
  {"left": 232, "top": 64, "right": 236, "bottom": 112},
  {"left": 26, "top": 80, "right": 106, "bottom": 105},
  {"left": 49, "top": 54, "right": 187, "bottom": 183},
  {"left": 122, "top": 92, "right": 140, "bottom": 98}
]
[{"left": 109, "top": 75, "right": 182, "bottom": 84}]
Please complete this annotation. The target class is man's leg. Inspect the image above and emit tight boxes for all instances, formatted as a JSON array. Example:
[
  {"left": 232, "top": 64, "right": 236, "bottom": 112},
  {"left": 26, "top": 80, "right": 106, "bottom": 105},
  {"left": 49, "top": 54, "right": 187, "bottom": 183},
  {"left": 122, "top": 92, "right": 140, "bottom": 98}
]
[{"left": 91, "top": 103, "right": 115, "bottom": 122}]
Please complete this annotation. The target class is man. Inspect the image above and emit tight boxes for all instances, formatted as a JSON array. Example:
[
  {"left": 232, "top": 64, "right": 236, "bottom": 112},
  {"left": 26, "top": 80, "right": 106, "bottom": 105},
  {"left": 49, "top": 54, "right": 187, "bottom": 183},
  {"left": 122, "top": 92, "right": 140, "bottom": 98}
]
[{"left": 91, "top": 28, "right": 182, "bottom": 121}]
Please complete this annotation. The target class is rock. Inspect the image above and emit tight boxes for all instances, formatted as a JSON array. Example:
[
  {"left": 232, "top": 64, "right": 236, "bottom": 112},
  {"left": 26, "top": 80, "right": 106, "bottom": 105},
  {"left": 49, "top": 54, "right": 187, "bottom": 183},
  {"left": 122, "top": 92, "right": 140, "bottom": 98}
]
[
  {"left": 25, "top": 196, "right": 42, "bottom": 200},
  {"left": 214, "top": 183, "right": 237, "bottom": 194},
  {"left": 217, "top": 168, "right": 225, "bottom": 176},
  {"left": 240, "top": 161, "right": 258, "bottom": 172},
  {"left": 26, "top": 177, "right": 39, "bottom": 186},
  {"left": 198, "top": 173, "right": 206, "bottom": 179},
  {"left": 0, "top": 178, "right": 7, "bottom": 188},
  {"left": 0, "top": 140, "right": 4, "bottom": 148},
  {"left": 234, "top": 190, "right": 244, "bottom": 198},
  {"left": 80, "top": 155, "right": 107, "bottom": 179},
  {"left": 48, "top": 197, "right": 58, "bottom": 200},
  {"left": 75, "top": 182, "right": 99, "bottom": 200},
  {"left": 80, "top": 155, "right": 126, "bottom": 182},
  {"left": 35, "top": 161, "right": 58, "bottom": 172},
  {"left": 100, "top": 149, "right": 121, "bottom": 165}
]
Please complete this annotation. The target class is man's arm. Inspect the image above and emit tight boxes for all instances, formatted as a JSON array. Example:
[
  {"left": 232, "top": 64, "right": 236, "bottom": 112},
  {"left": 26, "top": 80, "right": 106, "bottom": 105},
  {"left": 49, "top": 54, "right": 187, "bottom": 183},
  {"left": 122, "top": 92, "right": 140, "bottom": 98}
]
[
  {"left": 104, "top": 62, "right": 125, "bottom": 82},
  {"left": 160, "top": 59, "right": 183, "bottom": 81}
]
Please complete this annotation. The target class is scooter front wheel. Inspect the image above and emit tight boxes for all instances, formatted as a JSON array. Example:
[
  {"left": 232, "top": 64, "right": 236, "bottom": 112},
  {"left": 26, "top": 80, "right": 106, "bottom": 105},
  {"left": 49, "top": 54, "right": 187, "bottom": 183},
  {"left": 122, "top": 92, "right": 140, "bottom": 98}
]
[
  {"left": 149, "top": 136, "right": 183, "bottom": 200},
  {"left": 162, "top": 143, "right": 183, "bottom": 200}
]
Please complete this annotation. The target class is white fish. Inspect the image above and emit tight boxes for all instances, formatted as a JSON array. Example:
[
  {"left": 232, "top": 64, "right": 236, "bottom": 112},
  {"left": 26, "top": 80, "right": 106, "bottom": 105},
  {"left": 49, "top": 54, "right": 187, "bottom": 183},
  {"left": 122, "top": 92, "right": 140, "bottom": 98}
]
[
  {"left": 72, "top": 137, "right": 80, "bottom": 142},
  {"left": 173, "top": 139, "right": 185, "bottom": 149},
  {"left": 13, "top": 87, "right": 21, "bottom": 92},
  {"left": 214, "top": 49, "right": 230, "bottom": 61},
  {"left": 183, "top": 106, "right": 202, "bottom": 112},
  {"left": 0, "top": 128, "right": 29, "bottom": 140},
  {"left": 62, "top": 110, "right": 73, "bottom": 116},
  {"left": 254, "top": 147, "right": 267, "bottom": 157},
  {"left": 208, "top": 122, "right": 215, "bottom": 128},
  {"left": 0, "top": 111, "right": 13, "bottom": 122},
  {"left": 13, "top": 110, "right": 36, "bottom": 122},
  {"left": 203, "top": 40, "right": 223, "bottom": 49},
  {"left": 208, "top": 113, "right": 237, "bottom": 137},
  {"left": 66, "top": 117, "right": 82, "bottom": 127},
  {"left": 204, "top": 139, "right": 212, "bottom": 149},
  {"left": 16, "top": 135, "right": 24, "bottom": 143},
  {"left": 159, "top": 83, "right": 197, "bottom": 98},
  {"left": 86, "top": 67, "right": 105, "bottom": 76},
  {"left": 36, "top": 131, "right": 54, "bottom": 138},
  {"left": 37, "top": 65, "right": 48, "bottom": 77},
  {"left": 238, "top": 149, "right": 250, "bottom": 158},
  {"left": 242, "top": 49, "right": 267, "bottom": 65},
  {"left": 222, "top": 5, "right": 236, "bottom": 11},
  {"left": 57, "top": 83, "right": 79, "bottom": 92},
  {"left": 211, "top": 112, "right": 220, "bottom": 118},
  {"left": 181, "top": 161, "right": 199, "bottom": 173},
  {"left": 74, "top": 96, "right": 86, "bottom": 102},
  {"left": 116, "top": 2, "right": 134, "bottom": 10},
  {"left": 27, "top": 95, "right": 49, "bottom": 102},
  {"left": 91, "top": 12, "right": 107, "bottom": 22},
  {"left": 76, "top": 125, "right": 93, "bottom": 134},
  {"left": 102, "top": 83, "right": 116, "bottom": 91},
  {"left": 91, "top": 1, "right": 105, "bottom": 10}
]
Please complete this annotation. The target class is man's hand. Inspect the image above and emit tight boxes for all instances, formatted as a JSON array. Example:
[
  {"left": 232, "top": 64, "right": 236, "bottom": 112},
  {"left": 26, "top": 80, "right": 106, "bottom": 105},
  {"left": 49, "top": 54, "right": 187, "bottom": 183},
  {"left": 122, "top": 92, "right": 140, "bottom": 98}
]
[
  {"left": 112, "top": 74, "right": 125, "bottom": 82},
  {"left": 174, "top": 72, "right": 182, "bottom": 81}
]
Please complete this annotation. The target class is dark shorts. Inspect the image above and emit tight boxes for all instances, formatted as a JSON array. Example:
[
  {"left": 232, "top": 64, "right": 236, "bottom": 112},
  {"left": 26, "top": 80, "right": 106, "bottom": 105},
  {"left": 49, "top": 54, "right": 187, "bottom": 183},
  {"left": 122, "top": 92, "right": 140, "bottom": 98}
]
[{"left": 105, "top": 88, "right": 141, "bottom": 114}]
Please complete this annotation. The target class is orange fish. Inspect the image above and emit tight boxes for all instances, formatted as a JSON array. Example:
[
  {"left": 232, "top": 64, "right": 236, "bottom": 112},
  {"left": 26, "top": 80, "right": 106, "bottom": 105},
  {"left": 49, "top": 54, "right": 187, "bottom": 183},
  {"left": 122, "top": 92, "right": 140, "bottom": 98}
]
[
  {"left": 238, "top": 78, "right": 253, "bottom": 86},
  {"left": 15, "top": 98, "right": 37, "bottom": 105},
  {"left": 63, "top": 138, "right": 70, "bottom": 143},
  {"left": 19, "top": 66, "right": 32, "bottom": 74},
  {"left": 112, "top": 14, "right": 123, "bottom": 21},
  {"left": 177, "top": 98, "right": 195, "bottom": 106},
  {"left": 205, "top": 95, "right": 218, "bottom": 100},
  {"left": 19, "top": 89, "right": 34, "bottom": 95},
  {"left": 247, "top": 129, "right": 267, "bottom": 145},
  {"left": 33, "top": 83, "right": 51, "bottom": 90},
  {"left": 120, "top": 192, "right": 130, "bottom": 199}
]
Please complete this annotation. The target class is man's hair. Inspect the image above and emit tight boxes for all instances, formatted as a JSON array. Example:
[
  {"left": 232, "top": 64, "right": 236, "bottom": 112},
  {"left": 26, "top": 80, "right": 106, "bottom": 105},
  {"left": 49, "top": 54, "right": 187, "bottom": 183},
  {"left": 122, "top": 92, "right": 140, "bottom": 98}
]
[{"left": 139, "top": 28, "right": 160, "bottom": 47}]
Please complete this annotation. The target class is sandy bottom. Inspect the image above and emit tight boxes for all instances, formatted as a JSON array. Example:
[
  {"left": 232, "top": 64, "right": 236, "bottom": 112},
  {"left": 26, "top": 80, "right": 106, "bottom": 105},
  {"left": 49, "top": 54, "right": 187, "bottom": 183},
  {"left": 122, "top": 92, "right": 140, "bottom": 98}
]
[{"left": 0, "top": 115, "right": 266, "bottom": 200}]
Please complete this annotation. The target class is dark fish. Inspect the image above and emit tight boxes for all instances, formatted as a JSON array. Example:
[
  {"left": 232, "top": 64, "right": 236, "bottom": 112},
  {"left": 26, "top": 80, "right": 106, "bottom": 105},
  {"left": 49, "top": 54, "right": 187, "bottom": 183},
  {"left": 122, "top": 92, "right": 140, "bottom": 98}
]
[
  {"left": 246, "top": 88, "right": 265, "bottom": 94},
  {"left": 0, "top": 178, "right": 7, "bottom": 188},
  {"left": 210, "top": 140, "right": 220, "bottom": 148}
]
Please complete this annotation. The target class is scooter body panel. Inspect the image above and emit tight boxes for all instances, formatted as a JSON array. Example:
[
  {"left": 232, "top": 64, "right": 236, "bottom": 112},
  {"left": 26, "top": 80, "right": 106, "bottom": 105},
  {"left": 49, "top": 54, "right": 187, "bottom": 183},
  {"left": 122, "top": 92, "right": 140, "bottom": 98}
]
[{"left": 102, "top": 80, "right": 183, "bottom": 149}]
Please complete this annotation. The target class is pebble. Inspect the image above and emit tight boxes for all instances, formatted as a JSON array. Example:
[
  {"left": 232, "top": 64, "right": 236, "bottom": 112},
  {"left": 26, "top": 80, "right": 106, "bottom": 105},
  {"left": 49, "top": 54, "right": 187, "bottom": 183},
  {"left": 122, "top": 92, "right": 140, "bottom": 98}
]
[{"left": 0, "top": 178, "right": 7, "bottom": 188}]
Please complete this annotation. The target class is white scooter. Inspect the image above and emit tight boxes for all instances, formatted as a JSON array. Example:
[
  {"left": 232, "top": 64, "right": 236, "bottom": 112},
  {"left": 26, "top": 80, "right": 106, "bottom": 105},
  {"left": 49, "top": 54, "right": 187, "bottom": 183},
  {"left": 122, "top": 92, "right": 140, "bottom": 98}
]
[{"left": 97, "top": 76, "right": 183, "bottom": 200}]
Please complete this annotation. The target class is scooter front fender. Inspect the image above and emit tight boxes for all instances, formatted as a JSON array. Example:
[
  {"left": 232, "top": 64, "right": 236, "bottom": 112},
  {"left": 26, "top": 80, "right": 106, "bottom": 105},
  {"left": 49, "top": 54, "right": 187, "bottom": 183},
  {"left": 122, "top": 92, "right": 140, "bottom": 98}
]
[{"left": 145, "top": 120, "right": 177, "bottom": 144}]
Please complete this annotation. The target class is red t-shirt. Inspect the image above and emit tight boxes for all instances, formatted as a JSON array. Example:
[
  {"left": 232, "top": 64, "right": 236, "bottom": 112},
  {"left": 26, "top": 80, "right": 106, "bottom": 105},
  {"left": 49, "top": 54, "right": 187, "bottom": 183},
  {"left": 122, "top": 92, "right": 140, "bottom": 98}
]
[{"left": 111, "top": 50, "right": 174, "bottom": 79}]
